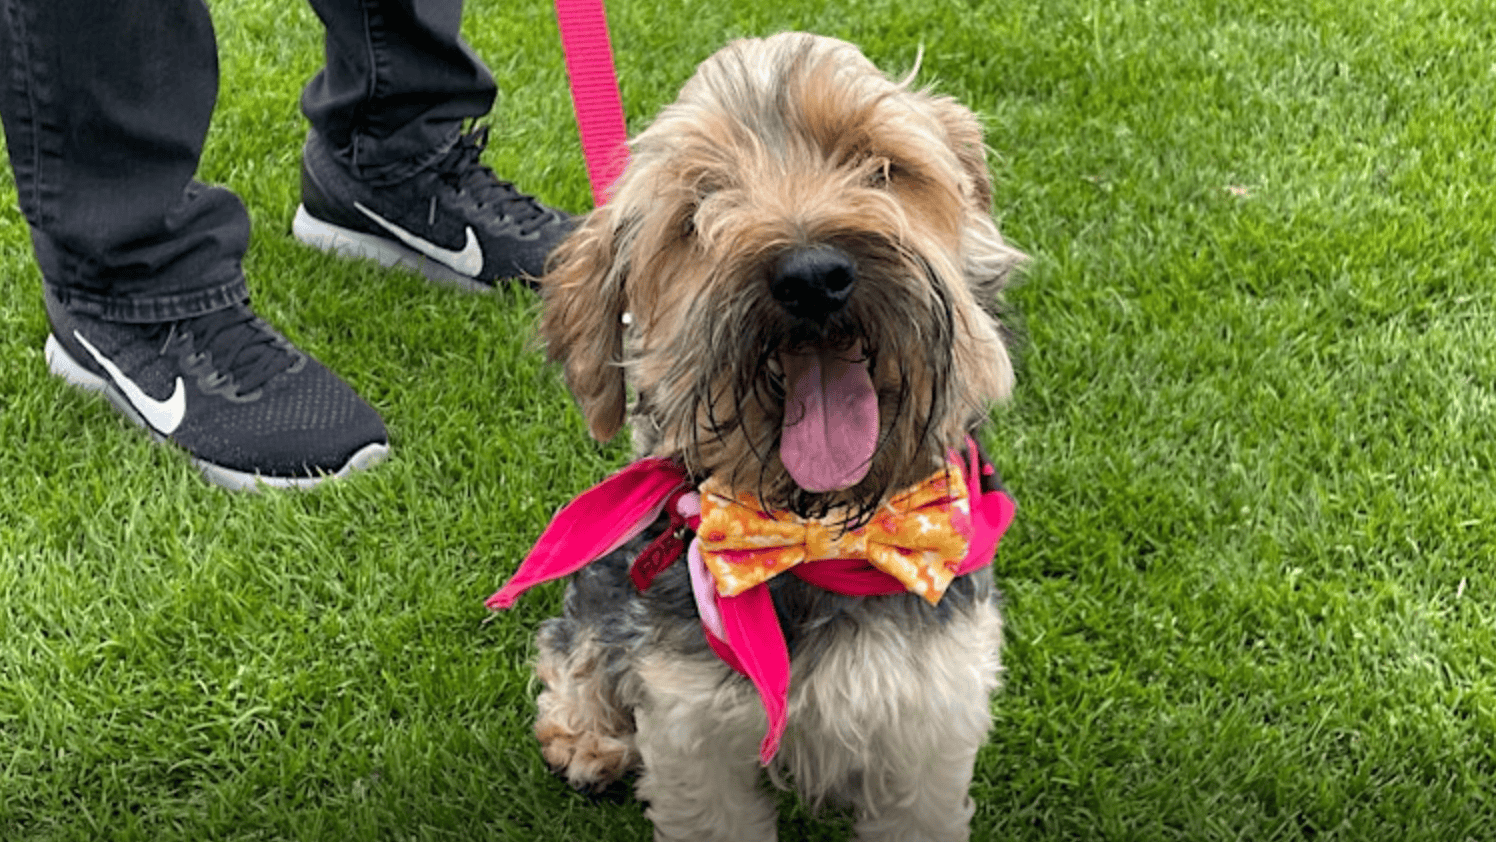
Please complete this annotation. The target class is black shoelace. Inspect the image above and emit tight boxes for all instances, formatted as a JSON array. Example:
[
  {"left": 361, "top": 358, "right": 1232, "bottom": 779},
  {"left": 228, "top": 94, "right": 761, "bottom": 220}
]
[
  {"left": 156, "top": 305, "right": 295, "bottom": 396},
  {"left": 431, "top": 127, "right": 557, "bottom": 236}
]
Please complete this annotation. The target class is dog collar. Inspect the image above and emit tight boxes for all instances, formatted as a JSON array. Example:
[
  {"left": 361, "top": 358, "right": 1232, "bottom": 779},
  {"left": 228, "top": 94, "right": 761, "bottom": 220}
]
[{"left": 486, "top": 439, "right": 1016, "bottom": 765}]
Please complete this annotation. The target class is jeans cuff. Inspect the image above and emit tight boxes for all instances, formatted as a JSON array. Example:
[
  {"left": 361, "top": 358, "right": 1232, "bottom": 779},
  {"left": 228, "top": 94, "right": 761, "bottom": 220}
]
[
  {"left": 45, "top": 276, "right": 252, "bottom": 324},
  {"left": 345, "top": 124, "right": 463, "bottom": 186}
]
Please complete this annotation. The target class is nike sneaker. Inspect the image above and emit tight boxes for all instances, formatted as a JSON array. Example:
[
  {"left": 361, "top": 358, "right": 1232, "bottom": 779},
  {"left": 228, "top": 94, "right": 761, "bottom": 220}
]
[
  {"left": 292, "top": 127, "right": 576, "bottom": 289},
  {"left": 43, "top": 289, "right": 390, "bottom": 491}
]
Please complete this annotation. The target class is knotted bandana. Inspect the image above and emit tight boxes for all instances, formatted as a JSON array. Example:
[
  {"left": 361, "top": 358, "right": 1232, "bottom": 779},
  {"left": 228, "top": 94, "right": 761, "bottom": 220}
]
[{"left": 487, "top": 439, "right": 1015, "bottom": 766}]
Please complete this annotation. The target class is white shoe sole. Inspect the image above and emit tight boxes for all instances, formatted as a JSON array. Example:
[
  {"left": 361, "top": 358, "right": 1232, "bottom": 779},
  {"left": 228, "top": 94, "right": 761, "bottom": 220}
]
[
  {"left": 292, "top": 204, "right": 491, "bottom": 293},
  {"left": 45, "top": 333, "right": 390, "bottom": 492}
]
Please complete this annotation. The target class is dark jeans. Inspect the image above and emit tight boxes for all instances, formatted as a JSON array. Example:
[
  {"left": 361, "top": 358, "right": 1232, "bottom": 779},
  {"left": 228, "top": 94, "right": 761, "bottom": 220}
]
[{"left": 0, "top": 0, "right": 495, "bottom": 323}]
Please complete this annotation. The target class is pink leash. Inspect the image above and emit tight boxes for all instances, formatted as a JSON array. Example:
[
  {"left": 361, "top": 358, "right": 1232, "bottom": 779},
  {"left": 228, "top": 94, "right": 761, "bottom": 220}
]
[{"left": 555, "top": 0, "right": 629, "bottom": 204}]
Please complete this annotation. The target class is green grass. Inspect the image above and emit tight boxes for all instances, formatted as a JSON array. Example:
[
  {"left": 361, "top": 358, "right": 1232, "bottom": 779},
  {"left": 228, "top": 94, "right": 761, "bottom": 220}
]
[{"left": 3, "top": 0, "right": 1495, "bottom": 839}]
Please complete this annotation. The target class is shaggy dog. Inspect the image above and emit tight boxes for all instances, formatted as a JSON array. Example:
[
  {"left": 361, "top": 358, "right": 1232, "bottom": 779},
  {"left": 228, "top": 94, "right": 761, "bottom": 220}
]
[{"left": 490, "top": 32, "right": 1026, "bottom": 841}]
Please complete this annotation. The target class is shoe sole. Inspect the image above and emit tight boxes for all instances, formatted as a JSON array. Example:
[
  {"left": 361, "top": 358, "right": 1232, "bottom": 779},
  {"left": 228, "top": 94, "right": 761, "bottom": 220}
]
[
  {"left": 292, "top": 204, "right": 492, "bottom": 293},
  {"left": 45, "top": 333, "right": 390, "bottom": 492}
]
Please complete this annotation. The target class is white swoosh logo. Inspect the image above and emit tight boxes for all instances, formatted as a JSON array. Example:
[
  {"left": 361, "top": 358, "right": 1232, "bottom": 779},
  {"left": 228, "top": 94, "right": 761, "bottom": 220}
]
[
  {"left": 73, "top": 331, "right": 187, "bottom": 435},
  {"left": 355, "top": 202, "right": 485, "bottom": 277}
]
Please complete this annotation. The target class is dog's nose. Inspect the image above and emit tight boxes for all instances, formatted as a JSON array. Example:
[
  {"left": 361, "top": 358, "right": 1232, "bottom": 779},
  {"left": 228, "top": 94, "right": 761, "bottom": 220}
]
[{"left": 770, "top": 246, "right": 857, "bottom": 321}]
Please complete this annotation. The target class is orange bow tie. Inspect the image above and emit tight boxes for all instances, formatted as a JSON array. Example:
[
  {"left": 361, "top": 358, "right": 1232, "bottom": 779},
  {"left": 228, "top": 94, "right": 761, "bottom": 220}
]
[{"left": 696, "top": 464, "right": 973, "bottom": 605}]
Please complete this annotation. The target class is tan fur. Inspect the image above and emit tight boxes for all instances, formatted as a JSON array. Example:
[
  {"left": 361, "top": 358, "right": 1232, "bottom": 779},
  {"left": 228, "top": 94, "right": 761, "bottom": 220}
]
[{"left": 534, "top": 636, "right": 641, "bottom": 791}]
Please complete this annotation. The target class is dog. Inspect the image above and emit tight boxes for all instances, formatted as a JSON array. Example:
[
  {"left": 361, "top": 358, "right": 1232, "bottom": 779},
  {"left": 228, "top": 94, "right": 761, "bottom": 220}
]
[{"left": 490, "top": 32, "right": 1026, "bottom": 841}]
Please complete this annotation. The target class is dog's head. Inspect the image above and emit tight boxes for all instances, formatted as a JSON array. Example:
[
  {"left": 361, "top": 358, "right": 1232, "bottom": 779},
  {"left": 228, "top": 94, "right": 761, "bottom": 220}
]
[{"left": 542, "top": 32, "right": 1025, "bottom": 522}]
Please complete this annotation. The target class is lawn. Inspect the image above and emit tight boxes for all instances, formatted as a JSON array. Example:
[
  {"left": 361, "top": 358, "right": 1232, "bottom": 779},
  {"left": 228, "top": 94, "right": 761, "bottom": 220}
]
[{"left": 3, "top": 0, "right": 1495, "bottom": 839}]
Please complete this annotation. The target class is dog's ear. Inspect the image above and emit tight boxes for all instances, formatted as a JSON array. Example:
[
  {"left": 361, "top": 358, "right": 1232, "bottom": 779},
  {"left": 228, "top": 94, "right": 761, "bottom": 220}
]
[
  {"left": 931, "top": 95, "right": 995, "bottom": 214},
  {"left": 929, "top": 95, "right": 1027, "bottom": 298},
  {"left": 540, "top": 205, "right": 631, "bottom": 441}
]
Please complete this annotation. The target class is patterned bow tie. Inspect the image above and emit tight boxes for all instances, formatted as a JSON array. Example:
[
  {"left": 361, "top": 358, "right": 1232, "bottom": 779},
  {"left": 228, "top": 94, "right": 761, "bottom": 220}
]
[{"left": 696, "top": 464, "right": 973, "bottom": 605}]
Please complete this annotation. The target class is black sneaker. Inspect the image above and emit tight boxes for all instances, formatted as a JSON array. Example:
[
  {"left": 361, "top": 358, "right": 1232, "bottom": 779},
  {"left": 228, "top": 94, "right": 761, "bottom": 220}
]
[
  {"left": 293, "top": 127, "right": 576, "bottom": 289},
  {"left": 43, "top": 289, "right": 390, "bottom": 491}
]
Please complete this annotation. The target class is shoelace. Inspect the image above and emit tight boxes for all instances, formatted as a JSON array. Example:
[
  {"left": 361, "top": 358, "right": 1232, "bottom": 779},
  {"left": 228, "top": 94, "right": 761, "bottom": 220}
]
[
  {"left": 155, "top": 305, "right": 296, "bottom": 396},
  {"left": 432, "top": 127, "right": 556, "bottom": 236}
]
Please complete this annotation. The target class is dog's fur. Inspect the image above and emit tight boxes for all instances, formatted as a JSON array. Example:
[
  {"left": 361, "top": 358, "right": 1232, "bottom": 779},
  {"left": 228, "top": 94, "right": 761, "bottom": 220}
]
[{"left": 528, "top": 33, "right": 1025, "bottom": 841}]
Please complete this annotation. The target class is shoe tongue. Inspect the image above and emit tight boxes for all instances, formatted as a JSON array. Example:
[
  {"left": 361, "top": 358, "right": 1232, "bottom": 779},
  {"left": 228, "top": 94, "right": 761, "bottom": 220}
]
[{"left": 779, "top": 345, "right": 878, "bottom": 493}]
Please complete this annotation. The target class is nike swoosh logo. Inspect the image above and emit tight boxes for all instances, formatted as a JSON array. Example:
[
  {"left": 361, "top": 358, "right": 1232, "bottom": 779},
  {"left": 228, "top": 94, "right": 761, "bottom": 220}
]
[
  {"left": 355, "top": 202, "right": 485, "bottom": 277},
  {"left": 73, "top": 330, "right": 187, "bottom": 435}
]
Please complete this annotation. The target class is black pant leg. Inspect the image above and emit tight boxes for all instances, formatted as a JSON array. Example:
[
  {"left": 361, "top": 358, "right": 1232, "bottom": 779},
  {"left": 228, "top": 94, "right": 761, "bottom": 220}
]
[
  {"left": 0, "top": 0, "right": 250, "bottom": 321},
  {"left": 300, "top": 0, "right": 497, "bottom": 178}
]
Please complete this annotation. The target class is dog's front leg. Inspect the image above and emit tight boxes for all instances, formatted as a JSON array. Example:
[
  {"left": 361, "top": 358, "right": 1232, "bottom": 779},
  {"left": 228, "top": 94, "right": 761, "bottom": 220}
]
[
  {"left": 634, "top": 654, "right": 779, "bottom": 842},
  {"left": 847, "top": 600, "right": 1004, "bottom": 842},
  {"left": 851, "top": 744, "right": 982, "bottom": 842}
]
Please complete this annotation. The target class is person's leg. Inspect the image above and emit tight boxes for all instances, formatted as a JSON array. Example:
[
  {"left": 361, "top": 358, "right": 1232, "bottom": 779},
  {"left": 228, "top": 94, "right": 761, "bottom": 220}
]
[
  {"left": 0, "top": 0, "right": 389, "bottom": 490},
  {"left": 294, "top": 0, "right": 575, "bottom": 286},
  {"left": 301, "top": 0, "right": 495, "bottom": 181},
  {"left": 0, "top": 0, "right": 249, "bottom": 319}
]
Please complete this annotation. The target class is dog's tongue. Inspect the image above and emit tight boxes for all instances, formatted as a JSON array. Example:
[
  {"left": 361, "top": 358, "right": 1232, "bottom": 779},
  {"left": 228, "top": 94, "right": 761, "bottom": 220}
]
[{"left": 780, "top": 346, "right": 878, "bottom": 492}]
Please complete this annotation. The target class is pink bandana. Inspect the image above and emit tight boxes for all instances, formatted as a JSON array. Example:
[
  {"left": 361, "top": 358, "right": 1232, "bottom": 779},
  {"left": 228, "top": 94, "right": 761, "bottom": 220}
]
[{"left": 487, "top": 440, "right": 1015, "bottom": 765}]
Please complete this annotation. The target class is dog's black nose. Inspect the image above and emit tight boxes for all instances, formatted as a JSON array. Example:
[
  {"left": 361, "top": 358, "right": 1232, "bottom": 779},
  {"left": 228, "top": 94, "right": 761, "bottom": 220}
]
[{"left": 770, "top": 245, "right": 857, "bottom": 321}]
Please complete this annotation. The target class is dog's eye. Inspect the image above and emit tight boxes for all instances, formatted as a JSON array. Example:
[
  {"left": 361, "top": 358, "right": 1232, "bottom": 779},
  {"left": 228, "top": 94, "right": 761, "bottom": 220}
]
[{"left": 866, "top": 158, "right": 895, "bottom": 188}]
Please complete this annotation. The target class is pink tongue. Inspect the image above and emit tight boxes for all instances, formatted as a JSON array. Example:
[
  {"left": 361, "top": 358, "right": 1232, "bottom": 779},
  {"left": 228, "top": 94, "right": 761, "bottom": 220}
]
[{"left": 780, "top": 346, "right": 879, "bottom": 492}]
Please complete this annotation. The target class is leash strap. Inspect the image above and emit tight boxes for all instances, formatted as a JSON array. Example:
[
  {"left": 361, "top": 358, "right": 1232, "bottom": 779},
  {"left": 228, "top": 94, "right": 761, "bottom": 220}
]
[{"left": 555, "top": 0, "right": 629, "bottom": 204}]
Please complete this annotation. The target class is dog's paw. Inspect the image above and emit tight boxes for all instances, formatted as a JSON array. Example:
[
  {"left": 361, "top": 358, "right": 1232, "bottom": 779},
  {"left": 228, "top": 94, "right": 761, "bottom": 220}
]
[{"left": 535, "top": 716, "right": 639, "bottom": 792}]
